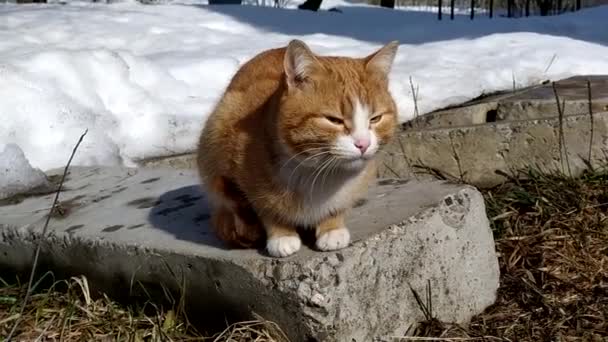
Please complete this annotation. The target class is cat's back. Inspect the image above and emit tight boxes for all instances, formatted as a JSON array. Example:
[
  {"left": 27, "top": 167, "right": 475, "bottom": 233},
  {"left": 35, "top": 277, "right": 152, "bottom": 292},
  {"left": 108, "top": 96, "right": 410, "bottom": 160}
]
[
  {"left": 202, "top": 47, "right": 286, "bottom": 136},
  {"left": 226, "top": 47, "right": 286, "bottom": 94},
  {"left": 198, "top": 47, "right": 286, "bottom": 178}
]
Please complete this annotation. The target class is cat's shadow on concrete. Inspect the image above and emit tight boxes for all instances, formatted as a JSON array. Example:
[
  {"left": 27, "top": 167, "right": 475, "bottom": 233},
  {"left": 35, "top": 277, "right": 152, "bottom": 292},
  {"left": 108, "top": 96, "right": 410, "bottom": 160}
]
[
  {"left": 146, "top": 185, "right": 231, "bottom": 250},
  {"left": 147, "top": 185, "right": 318, "bottom": 255}
]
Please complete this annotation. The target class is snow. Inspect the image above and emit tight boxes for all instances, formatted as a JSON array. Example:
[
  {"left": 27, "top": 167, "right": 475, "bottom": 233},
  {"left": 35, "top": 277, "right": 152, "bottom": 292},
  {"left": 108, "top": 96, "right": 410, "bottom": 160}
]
[
  {"left": 0, "top": 144, "right": 50, "bottom": 200},
  {"left": 0, "top": 1, "right": 607, "bottom": 174}
]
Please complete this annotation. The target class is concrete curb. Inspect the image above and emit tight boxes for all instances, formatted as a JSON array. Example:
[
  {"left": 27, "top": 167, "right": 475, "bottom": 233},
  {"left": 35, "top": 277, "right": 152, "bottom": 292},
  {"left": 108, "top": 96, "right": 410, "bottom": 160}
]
[{"left": 380, "top": 111, "right": 608, "bottom": 187}]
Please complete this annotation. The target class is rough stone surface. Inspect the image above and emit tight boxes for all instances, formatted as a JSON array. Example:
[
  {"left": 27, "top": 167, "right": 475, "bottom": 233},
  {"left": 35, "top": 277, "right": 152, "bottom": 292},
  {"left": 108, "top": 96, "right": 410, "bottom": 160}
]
[
  {"left": 138, "top": 152, "right": 196, "bottom": 169},
  {"left": 0, "top": 166, "right": 499, "bottom": 341},
  {"left": 403, "top": 75, "right": 608, "bottom": 130},
  {"left": 379, "top": 111, "right": 608, "bottom": 187}
]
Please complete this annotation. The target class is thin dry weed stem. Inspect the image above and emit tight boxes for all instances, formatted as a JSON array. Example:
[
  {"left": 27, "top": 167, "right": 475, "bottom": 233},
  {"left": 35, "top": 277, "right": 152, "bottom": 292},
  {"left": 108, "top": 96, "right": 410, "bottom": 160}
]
[
  {"left": 586, "top": 79, "right": 594, "bottom": 166},
  {"left": 448, "top": 132, "right": 465, "bottom": 183},
  {"left": 5, "top": 129, "right": 88, "bottom": 342},
  {"left": 409, "top": 76, "right": 420, "bottom": 126},
  {"left": 543, "top": 54, "right": 558, "bottom": 74},
  {"left": 551, "top": 83, "right": 572, "bottom": 177}
]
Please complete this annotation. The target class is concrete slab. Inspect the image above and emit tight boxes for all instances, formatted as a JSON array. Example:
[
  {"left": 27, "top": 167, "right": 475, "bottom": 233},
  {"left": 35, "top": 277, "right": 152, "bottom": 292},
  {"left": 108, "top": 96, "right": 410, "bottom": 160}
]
[
  {"left": 0, "top": 166, "right": 499, "bottom": 341},
  {"left": 402, "top": 75, "right": 608, "bottom": 130},
  {"left": 379, "top": 111, "right": 608, "bottom": 187}
]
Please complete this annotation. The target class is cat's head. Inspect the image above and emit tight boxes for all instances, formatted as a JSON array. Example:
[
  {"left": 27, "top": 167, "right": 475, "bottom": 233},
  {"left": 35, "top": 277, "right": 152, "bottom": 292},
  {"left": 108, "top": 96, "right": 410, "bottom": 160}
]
[{"left": 276, "top": 39, "right": 399, "bottom": 171}]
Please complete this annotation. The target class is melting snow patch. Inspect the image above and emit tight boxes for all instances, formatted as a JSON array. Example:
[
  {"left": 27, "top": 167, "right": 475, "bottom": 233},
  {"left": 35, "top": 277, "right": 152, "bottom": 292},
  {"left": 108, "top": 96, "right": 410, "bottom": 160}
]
[{"left": 0, "top": 144, "right": 51, "bottom": 200}]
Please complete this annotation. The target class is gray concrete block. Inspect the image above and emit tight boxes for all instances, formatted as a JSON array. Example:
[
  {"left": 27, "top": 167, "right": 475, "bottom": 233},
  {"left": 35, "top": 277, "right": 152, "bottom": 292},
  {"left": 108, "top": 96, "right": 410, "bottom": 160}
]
[
  {"left": 0, "top": 167, "right": 499, "bottom": 341},
  {"left": 380, "top": 111, "right": 608, "bottom": 187},
  {"left": 403, "top": 75, "right": 608, "bottom": 130}
]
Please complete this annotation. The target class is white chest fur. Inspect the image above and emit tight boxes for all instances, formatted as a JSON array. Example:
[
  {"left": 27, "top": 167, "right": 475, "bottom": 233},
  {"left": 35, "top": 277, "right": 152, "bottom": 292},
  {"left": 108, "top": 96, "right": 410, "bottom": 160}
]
[{"left": 277, "top": 160, "right": 368, "bottom": 226}]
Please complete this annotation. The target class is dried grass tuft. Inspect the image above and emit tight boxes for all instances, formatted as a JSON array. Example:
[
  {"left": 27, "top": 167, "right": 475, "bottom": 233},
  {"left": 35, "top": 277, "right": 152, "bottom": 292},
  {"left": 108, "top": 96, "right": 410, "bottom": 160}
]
[
  {"left": 472, "top": 168, "right": 608, "bottom": 340},
  {"left": 0, "top": 275, "right": 289, "bottom": 342},
  {"left": 409, "top": 168, "right": 608, "bottom": 341}
]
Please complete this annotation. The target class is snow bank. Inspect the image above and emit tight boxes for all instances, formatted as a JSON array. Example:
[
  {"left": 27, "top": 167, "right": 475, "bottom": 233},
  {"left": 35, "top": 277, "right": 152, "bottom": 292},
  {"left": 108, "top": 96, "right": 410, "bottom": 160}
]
[
  {"left": 1, "top": 2, "right": 607, "bottom": 172},
  {"left": 0, "top": 144, "right": 51, "bottom": 200}
]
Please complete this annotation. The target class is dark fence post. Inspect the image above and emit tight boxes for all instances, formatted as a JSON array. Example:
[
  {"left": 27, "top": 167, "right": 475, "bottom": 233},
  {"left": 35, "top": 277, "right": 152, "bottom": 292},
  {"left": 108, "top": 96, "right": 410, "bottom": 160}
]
[
  {"left": 297, "top": 0, "right": 322, "bottom": 11},
  {"left": 450, "top": 0, "right": 455, "bottom": 19},
  {"left": 507, "top": 0, "right": 512, "bottom": 17},
  {"left": 438, "top": 0, "right": 443, "bottom": 20},
  {"left": 380, "top": 0, "right": 395, "bottom": 8},
  {"left": 470, "top": 0, "right": 475, "bottom": 19},
  {"left": 489, "top": 0, "right": 493, "bottom": 18},
  {"left": 525, "top": 0, "right": 530, "bottom": 16}
]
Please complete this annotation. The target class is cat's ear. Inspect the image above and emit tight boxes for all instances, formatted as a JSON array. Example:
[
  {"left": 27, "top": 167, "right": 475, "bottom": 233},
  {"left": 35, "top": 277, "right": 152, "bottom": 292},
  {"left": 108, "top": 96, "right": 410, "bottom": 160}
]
[
  {"left": 284, "top": 39, "right": 319, "bottom": 89},
  {"left": 364, "top": 40, "right": 399, "bottom": 77}
]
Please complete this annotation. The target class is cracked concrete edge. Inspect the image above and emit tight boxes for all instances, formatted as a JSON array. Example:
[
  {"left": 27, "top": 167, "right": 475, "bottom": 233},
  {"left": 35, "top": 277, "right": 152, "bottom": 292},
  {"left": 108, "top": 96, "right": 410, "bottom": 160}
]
[
  {"left": 0, "top": 225, "right": 313, "bottom": 337},
  {"left": 240, "top": 185, "right": 500, "bottom": 341}
]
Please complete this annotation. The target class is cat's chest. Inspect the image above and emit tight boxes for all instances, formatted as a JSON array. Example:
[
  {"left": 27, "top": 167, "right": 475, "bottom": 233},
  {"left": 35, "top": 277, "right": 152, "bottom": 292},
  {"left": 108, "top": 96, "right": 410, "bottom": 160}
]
[{"left": 278, "top": 165, "right": 367, "bottom": 226}]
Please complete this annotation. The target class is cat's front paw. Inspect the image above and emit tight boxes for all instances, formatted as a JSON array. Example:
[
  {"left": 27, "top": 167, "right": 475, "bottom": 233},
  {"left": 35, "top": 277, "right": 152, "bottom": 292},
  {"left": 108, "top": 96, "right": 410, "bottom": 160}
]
[
  {"left": 316, "top": 227, "right": 350, "bottom": 251},
  {"left": 266, "top": 235, "right": 301, "bottom": 257}
]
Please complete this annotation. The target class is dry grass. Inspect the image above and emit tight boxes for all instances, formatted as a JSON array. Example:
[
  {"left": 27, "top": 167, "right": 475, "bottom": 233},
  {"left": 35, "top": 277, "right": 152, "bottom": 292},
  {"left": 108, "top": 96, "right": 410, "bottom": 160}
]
[
  {"left": 405, "top": 168, "right": 608, "bottom": 341},
  {"left": 471, "top": 168, "right": 608, "bottom": 340},
  {"left": 0, "top": 274, "right": 289, "bottom": 341}
]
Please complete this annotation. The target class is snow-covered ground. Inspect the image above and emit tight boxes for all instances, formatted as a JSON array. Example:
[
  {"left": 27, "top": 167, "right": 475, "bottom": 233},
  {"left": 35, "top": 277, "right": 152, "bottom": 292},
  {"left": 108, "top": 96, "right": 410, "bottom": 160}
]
[{"left": 1, "top": 1, "right": 607, "bottom": 181}]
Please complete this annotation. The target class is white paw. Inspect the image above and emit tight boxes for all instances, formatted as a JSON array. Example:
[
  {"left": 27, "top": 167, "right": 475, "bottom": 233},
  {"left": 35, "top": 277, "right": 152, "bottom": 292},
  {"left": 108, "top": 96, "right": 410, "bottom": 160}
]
[
  {"left": 266, "top": 235, "right": 301, "bottom": 257},
  {"left": 316, "top": 227, "right": 350, "bottom": 251}
]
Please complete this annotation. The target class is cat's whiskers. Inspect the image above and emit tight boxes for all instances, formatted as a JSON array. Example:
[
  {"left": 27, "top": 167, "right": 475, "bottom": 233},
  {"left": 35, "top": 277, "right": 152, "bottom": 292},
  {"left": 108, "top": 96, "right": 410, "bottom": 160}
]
[
  {"left": 279, "top": 146, "right": 326, "bottom": 171},
  {"left": 320, "top": 156, "right": 341, "bottom": 198},
  {"left": 307, "top": 155, "right": 337, "bottom": 201},
  {"left": 286, "top": 150, "right": 332, "bottom": 189},
  {"left": 374, "top": 150, "right": 391, "bottom": 157},
  {"left": 279, "top": 142, "right": 331, "bottom": 170}
]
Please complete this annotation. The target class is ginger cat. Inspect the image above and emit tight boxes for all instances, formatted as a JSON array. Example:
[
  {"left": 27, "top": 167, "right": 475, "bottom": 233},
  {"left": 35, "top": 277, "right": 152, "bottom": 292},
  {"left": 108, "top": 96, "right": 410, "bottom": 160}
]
[{"left": 197, "top": 39, "right": 399, "bottom": 257}]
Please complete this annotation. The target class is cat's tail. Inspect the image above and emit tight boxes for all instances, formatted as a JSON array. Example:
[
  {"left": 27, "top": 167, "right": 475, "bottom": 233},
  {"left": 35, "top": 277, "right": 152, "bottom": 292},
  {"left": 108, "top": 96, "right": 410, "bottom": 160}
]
[
  {"left": 207, "top": 177, "right": 265, "bottom": 248},
  {"left": 211, "top": 206, "right": 265, "bottom": 248}
]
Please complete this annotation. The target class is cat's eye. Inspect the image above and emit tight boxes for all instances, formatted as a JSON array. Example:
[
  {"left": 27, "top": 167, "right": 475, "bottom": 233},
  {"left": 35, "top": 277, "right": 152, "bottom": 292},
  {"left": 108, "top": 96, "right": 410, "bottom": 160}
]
[
  {"left": 370, "top": 115, "right": 383, "bottom": 124},
  {"left": 324, "top": 115, "right": 344, "bottom": 125}
]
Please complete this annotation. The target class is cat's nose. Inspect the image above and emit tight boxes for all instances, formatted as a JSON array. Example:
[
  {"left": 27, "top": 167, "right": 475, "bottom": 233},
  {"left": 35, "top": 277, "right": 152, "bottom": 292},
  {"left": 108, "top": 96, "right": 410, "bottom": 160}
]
[{"left": 354, "top": 138, "right": 370, "bottom": 154}]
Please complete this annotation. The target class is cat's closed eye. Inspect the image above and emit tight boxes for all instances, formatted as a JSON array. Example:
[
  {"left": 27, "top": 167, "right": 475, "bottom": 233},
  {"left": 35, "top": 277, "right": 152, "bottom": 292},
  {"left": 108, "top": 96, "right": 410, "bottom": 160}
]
[
  {"left": 370, "top": 115, "right": 383, "bottom": 124},
  {"left": 324, "top": 115, "right": 344, "bottom": 125}
]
